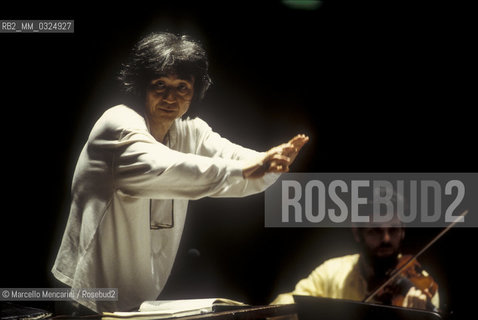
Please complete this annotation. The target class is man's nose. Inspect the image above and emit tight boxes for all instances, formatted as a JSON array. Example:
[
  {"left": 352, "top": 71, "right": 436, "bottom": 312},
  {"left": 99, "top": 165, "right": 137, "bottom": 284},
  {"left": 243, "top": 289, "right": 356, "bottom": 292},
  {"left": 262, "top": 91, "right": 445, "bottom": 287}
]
[
  {"left": 162, "top": 88, "right": 176, "bottom": 103},
  {"left": 382, "top": 230, "right": 391, "bottom": 242}
]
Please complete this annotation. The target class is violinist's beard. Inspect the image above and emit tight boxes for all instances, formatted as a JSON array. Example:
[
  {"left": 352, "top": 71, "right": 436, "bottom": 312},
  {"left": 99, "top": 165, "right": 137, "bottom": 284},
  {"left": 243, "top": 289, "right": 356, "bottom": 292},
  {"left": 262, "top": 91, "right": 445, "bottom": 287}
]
[
  {"left": 363, "top": 244, "right": 400, "bottom": 278},
  {"left": 371, "top": 253, "right": 399, "bottom": 278}
]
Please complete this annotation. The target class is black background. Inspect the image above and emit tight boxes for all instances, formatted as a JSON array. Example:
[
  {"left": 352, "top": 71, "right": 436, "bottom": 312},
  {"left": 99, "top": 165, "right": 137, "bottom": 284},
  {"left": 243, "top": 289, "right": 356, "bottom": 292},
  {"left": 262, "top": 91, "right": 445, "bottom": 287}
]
[{"left": 1, "top": 1, "right": 476, "bottom": 319}]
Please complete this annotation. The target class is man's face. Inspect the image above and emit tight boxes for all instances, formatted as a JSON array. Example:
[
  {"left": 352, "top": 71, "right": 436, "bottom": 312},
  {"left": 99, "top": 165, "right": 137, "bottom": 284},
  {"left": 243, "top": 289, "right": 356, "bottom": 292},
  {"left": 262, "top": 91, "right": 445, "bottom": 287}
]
[
  {"left": 145, "top": 74, "right": 195, "bottom": 123},
  {"left": 353, "top": 215, "right": 405, "bottom": 267},
  {"left": 359, "top": 224, "right": 404, "bottom": 259}
]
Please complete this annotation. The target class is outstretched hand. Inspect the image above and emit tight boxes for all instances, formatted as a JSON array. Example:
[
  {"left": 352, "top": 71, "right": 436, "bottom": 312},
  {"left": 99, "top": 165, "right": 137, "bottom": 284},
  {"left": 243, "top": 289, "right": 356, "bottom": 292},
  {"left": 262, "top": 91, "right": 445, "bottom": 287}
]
[{"left": 243, "top": 134, "right": 309, "bottom": 179}]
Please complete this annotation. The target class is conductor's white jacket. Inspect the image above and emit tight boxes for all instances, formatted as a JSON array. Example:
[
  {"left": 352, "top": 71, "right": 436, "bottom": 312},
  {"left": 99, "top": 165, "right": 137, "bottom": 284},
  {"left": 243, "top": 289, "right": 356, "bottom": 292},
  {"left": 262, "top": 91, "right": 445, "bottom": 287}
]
[{"left": 52, "top": 105, "right": 279, "bottom": 312}]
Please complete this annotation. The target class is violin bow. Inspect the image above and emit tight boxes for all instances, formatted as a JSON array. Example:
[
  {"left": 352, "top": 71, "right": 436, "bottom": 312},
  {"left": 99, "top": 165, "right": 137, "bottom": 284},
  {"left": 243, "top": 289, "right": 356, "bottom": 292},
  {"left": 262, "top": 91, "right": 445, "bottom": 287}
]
[{"left": 363, "top": 209, "right": 469, "bottom": 304}]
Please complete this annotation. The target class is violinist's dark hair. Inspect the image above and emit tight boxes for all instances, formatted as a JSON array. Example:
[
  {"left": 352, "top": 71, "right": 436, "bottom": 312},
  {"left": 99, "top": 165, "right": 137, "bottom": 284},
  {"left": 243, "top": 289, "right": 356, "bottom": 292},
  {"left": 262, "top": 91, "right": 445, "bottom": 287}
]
[{"left": 118, "top": 32, "right": 212, "bottom": 103}]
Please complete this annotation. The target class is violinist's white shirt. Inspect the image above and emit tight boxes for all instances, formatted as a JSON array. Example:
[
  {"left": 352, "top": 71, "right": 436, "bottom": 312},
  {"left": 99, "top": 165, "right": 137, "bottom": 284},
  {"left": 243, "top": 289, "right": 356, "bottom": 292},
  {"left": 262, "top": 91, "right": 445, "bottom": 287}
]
[{"left": 271, "top": 254, "right": 440, "bottom": 309}]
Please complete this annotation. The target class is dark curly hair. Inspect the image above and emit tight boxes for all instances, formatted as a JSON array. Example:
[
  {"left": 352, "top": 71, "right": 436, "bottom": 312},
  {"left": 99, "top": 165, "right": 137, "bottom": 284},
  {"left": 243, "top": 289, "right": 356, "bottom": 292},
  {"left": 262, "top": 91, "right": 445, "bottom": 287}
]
[{"left": 118, "top": 32, "right": 212, "bottom": 104}]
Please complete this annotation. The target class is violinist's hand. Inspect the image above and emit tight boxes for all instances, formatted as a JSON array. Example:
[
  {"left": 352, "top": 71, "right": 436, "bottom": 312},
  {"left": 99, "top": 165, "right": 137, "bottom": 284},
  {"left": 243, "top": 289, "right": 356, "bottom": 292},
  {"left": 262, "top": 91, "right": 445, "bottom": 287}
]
[
  {"left": 402, "top": 287, "right": 429, "bottom": 310},
  {"left": 242, "top": 134, "right": 309, "bottom": 179}
]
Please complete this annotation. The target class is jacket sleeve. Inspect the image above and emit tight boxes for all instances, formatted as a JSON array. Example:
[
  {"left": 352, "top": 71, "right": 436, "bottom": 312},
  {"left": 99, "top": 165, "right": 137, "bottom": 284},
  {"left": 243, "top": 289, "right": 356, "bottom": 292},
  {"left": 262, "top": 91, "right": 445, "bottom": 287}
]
[
  {"left": 191, "top": 118, "right": 280, "bottom": 197},
  {"left": 112, "top": 128, "right": 248, "bottom": 199},
  {"left": 87, "top": 107, "right": 279, "bottom": 200}
]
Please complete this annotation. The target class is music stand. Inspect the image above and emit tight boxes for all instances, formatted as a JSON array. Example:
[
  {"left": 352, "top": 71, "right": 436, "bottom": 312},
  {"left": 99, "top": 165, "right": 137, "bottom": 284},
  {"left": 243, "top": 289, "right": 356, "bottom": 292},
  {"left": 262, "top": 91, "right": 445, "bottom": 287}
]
[{"left": 293, "top": 295, "right": 442, "bottom": 320}]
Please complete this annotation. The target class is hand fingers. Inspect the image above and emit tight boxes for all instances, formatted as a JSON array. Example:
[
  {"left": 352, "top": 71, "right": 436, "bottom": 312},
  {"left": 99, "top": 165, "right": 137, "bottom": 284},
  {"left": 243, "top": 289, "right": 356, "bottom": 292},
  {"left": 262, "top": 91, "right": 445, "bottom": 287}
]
[
  {"left": 269, "top": 163, "right": 289, "bottom": 172},
  {"left": 279, "top": 144, "right": 296, "bottom": 156},
  {"left": 283, "top": 135, "right": 308, "bottom": 161},
  {"left": 289, "top": 134, "right": 309, "bottom": 148},
  {"left": 269, "top": 135, "right": 308, "bottom": 156},
  {"left": 276, "top": 139, "right": 306, "bottom": 156},
  {"left": 269, "top": 165, "right": 289, "bottom": 173},
  {"left": 403, "top": 287, "right": 428, "bottom": 310},
  {"left": 266, "top": 146, "right": 292, "bottom": 160},
  {"left": 423, "top": 288, "right": 433, "bottom": 300},
  {"left": 287, "top": 135, "right": 309, "bottom": 157},
  {"left": 268, "top": 154, "right": 291, "bottom": 165},
  {"left": 263, "top": 135, "right": 309, "bottom": 173},
  {"left": 268, "top": 155, "right": 291, "bottom": 172}
]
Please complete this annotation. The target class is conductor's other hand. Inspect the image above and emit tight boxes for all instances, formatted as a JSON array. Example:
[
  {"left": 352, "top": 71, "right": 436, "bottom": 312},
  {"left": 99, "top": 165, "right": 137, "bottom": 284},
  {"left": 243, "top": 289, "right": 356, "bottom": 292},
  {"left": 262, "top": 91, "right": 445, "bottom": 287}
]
[{"left": 243, "top": 134, "right": 309, "bottom": 179}]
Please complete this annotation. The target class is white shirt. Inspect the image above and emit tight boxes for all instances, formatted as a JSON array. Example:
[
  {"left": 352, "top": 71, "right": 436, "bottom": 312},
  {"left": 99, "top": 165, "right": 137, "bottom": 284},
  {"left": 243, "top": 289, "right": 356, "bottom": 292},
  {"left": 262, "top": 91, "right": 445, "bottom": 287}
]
[{"left": 52, "top": 105, "right": 278, "bottom": 312}]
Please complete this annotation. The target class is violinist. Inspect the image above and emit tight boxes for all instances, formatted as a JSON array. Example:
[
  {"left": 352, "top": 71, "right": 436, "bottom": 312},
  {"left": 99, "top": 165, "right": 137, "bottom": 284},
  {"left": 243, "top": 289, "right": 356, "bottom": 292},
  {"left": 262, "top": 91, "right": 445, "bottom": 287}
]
[{"left": 271, "top": 195, "right": 440, "bottom": 311}]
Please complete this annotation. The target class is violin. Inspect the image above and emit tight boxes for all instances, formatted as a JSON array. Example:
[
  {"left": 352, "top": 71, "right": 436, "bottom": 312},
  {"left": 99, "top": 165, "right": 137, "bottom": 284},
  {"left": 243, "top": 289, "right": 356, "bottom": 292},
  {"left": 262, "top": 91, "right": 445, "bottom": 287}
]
[
  {"left": 363, "top": 209, "right": 469, "bottom": 313},
  {"left": 374, "top": 255, "right": 439, "bottom": 311}
]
